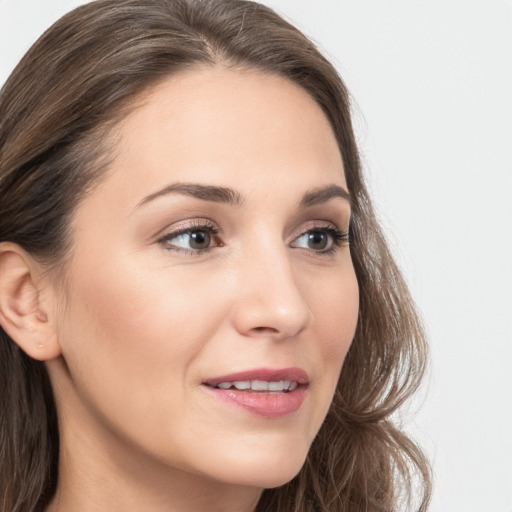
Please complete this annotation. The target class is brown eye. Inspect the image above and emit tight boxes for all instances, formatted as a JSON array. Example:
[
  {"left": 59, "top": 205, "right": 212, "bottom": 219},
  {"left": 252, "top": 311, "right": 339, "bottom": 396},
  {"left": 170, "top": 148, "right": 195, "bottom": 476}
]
[
  {"left": 160, "top": 224, "right": 220, "bottom": 253},
  {"left": 291, "top": 229, "right": 333, "bottom": 252},
  {"left": 188, "top": 230, "right": 211, "bottom": 249},
  {"left": 306, "top": 231, "right": 329, "bottom": 250},
  {"left": 290, "top": 226, "right": 349, "bottom": 254}
]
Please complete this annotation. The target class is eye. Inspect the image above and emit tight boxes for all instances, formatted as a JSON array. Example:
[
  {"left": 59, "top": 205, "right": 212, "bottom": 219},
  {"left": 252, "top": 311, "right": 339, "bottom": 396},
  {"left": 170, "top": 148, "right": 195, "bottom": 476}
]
[
  {"left": 291, "top": 226, "right": 349, "bottom": 253},
  {"left": 158, "top": 222, "right": 221, "bottom": 254},
  {"left": 171, "top": 230, "right": 212, "bottom": 250}
]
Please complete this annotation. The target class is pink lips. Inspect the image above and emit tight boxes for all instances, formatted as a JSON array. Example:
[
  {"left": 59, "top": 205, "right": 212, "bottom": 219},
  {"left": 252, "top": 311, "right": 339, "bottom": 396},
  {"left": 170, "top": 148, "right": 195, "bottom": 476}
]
[{"left": 202, "top": 367, "right": 309, "bottom": 418}]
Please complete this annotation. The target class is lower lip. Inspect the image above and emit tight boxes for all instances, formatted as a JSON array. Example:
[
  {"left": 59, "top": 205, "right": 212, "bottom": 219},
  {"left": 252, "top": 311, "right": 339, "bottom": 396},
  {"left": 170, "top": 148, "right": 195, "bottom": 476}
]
[{"left": 203, "top": 385, "right": 307, "bottom": 418}]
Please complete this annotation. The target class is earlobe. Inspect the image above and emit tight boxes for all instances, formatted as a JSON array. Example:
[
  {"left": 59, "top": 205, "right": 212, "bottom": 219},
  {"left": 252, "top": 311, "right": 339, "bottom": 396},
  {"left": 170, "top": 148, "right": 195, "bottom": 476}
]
[{"left": 0, "top": 242, "right": 62, "bottom": 361}]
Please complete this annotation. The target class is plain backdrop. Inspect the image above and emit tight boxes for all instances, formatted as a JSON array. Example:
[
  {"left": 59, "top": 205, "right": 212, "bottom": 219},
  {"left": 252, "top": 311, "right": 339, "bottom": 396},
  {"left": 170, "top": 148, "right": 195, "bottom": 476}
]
[{"left": 1, "top": 1, "right": 511, "bottom": 511}]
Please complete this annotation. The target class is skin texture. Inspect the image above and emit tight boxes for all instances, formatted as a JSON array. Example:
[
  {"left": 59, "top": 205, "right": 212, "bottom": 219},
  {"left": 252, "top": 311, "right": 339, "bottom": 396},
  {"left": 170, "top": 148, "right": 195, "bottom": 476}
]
[{"left": 3, "top": 68, "right": 359, "bottom": 512}]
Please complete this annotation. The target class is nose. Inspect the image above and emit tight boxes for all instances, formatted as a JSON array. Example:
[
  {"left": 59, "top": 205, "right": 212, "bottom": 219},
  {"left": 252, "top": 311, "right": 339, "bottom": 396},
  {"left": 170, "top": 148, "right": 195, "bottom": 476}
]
[{"left": 230, "top": 242, "right": 311, "bottom": 341}]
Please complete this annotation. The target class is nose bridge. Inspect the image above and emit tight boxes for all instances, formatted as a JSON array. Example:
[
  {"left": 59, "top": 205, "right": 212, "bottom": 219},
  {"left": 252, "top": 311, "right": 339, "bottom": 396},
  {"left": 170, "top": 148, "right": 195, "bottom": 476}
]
[{"left": 232, "top": 231, "right": 311, "bottom": 338}]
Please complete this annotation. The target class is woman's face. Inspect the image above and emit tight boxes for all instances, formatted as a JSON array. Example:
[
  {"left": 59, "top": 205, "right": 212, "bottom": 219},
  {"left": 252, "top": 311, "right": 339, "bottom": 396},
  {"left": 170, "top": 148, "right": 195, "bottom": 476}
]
[{"left": 49, "top": 67, "right": 359, "bottom": 492}]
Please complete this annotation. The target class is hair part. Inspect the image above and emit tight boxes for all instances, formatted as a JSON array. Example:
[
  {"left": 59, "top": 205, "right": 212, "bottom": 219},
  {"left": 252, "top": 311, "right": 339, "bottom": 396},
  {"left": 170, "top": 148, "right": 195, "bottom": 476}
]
[{"left": 0, "top": 1, "right": 431, "bottom": 510}]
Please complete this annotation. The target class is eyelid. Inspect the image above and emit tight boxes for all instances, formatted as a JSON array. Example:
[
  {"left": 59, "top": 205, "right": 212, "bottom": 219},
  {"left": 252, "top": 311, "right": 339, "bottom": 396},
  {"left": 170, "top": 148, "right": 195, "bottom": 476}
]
[
  {"left": 153, "top": 217, "right": 219, "bottom": 240},
  {"left": 156, "top": 219, "right": 222, "bottom": 254},
  {"left": 154, "top": 218, "right": 349, "bottom": 256},
  {"left": 288, "top": 221, "right": 350, "bottom": 256},
  {"left": 288, "top": 220, "right": 344, "bottom": 241}
]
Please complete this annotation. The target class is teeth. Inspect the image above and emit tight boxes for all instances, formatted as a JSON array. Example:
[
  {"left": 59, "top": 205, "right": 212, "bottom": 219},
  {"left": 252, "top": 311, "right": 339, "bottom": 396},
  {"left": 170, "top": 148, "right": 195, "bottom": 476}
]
[
  {"left": 233, "top": 381, "right": 251, "bottom": 390},
  {"left": 268, "top": 381, "right": 285, "bottom": 391},
  {"left": 214, "top": 380, "right": 299, "bottom": 391},
  {"left": 251, "top": 380, "right": 269, "bottom": 391}
]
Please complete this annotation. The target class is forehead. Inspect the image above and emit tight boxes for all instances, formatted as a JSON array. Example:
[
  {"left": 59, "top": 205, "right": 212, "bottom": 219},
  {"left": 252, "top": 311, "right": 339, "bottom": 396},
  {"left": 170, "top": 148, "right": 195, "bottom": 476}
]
[
  {"left": 76, "top": 66, "right": 347, "bottom": 223},
  {"left": 114, "top": 66, "right": 345, "bottom": 185}
]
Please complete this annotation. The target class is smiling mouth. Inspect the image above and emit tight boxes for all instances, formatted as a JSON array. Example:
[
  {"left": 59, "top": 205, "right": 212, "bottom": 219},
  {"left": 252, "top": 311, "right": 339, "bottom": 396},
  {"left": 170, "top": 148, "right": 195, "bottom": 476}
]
[
  {"left": 202, "top": 367, "right": 309, "bottom": 391},
  {"left": 205, "top": 380, "right": 299, "bottom": 393},
  {"left": 201, "top": 368, "right": 309, "bottom": 417}
]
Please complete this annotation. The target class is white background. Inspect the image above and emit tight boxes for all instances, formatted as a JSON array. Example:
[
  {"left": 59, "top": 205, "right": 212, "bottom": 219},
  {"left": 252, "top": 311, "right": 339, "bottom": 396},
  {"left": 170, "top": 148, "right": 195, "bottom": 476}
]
[{"left": 1, "top": 1, "right": 511, "bottom": 510}]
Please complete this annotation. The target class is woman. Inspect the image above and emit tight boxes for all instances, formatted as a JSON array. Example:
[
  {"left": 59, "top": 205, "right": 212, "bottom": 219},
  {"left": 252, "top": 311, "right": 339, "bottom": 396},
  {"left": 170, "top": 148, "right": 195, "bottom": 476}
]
[{"left": 0, "top": 0, "right": 431, "bottom": 511}]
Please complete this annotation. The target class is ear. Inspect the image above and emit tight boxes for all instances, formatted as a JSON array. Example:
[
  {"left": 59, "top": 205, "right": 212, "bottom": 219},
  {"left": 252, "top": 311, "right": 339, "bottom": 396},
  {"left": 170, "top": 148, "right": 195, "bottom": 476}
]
[{"left": 0, "top": 242, "right": 62, "bottom": 361}]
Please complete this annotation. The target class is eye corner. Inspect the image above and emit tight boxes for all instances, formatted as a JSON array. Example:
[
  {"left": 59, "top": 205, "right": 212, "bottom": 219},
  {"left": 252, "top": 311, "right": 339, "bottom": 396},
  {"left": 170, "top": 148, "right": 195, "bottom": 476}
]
[
  {"left": 156, "top": 219, "right": 223, "bottom": 255},
  {"left": 289, "top": 222, "right": 349, "bottom": 255}
]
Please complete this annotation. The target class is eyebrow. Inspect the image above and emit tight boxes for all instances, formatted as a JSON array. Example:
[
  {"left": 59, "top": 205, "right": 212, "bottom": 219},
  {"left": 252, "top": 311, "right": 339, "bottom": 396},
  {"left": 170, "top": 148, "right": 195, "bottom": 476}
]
[
  {"left": 298, "top": 184, "right": 352, "bottom": 208},
  {"left": 137, "top": 182, "right": 351, "bottom": 209},
  {"left": 138, "top": 183, "right": 245, "bottom": 208}
]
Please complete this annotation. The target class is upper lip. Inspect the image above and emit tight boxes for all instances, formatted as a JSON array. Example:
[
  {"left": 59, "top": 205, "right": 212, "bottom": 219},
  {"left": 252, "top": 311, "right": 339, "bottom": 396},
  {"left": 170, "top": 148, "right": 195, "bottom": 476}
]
[{"left": 203, "top": 367, "right": 309, "bottom": 387}]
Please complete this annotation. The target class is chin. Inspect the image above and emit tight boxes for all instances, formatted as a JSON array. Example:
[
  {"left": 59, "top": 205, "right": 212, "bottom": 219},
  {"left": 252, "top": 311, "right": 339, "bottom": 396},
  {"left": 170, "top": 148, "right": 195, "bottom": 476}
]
[
  {"left": 204, "top": 443, "right": 309, "bottom": 489},
  {"left": 217, "top": 466, "right": 304, "bottom": 490}
]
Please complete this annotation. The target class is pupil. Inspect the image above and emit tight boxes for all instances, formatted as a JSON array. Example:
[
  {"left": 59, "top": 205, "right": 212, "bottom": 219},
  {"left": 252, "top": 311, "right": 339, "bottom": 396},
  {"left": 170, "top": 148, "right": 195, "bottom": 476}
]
[
  {"left": 190, "top": 230, "right": 210, "bottom": 249},
  {"left": 308, "top": 231, "right": 328, "bottom": 250}
]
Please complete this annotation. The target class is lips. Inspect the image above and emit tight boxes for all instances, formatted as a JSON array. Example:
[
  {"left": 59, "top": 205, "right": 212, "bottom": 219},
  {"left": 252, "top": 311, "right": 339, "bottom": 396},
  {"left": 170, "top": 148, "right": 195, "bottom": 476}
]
[
  {"left": 202, "top": 367, "right": 309, "bottom": 418},
  {"left": 203, "top": 367, "right": 309, "bottom": 387},
  {"left": 214, "top": 380, "right": 298, "bottom": 392}
]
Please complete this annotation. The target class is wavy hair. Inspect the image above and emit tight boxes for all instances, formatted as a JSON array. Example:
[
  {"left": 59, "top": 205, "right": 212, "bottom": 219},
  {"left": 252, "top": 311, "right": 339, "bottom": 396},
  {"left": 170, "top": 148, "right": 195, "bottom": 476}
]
[{"left": 0, "top": 1, "right": 431, "bottom": 510}]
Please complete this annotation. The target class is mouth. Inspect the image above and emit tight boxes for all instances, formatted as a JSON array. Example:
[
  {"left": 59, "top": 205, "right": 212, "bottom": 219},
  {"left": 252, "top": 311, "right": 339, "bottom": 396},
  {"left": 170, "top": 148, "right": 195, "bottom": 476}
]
[
  {"left": 207, "top": 380, "right": 299, "bottom": 392},
  {"left": 201, "top": 367, "right": 309, "bottom": 418}
]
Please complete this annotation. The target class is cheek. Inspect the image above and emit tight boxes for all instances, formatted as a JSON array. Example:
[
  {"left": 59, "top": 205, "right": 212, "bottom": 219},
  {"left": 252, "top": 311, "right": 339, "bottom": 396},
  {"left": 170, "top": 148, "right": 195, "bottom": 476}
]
[
  {"left": 63, "top": 262, "right": 219, "bottom": 367},
  {"left": 309, "top": 263, "right": 359, "bottom": 393},
  {"left": 57, "top": 252, "right": 230, "bottom": 407},
  {"left": 315, "top": 264, "right": 359, "bottom": 347},
  {"left": 54, "top": 252, "right": 239, "bottom": 464}
]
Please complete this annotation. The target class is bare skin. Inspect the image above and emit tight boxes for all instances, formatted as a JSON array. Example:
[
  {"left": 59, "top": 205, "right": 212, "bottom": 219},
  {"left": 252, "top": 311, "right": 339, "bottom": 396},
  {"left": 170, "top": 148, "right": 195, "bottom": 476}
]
[{"left": 0, "top": 67, "right": 359, "bottom": 511}]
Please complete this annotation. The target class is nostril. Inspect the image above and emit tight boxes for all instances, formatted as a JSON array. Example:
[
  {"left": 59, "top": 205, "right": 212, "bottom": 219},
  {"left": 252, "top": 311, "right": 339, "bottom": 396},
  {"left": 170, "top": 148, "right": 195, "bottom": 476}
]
[{"left": 252, "top": 326, "right": 279, "bottom": 334}]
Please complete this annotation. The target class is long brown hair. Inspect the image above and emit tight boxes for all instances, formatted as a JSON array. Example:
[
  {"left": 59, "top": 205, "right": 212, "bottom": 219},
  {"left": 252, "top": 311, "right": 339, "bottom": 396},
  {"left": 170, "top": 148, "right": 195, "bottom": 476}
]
[{"left": 0, "top": 1, "right": 431, "bottom": 510}]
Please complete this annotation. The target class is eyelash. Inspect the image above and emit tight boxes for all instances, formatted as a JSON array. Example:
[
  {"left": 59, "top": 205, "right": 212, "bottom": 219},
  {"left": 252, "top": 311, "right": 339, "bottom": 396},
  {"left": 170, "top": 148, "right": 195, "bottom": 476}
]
[
  {"left": 300, "top": 224, "right": 350, "bottom": 255},
  {"left": 157, "top": 221, "right": 350, "bottom": 256},
  {"left": 158, "top": 220, "right": 221, "bottom": 255}
]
